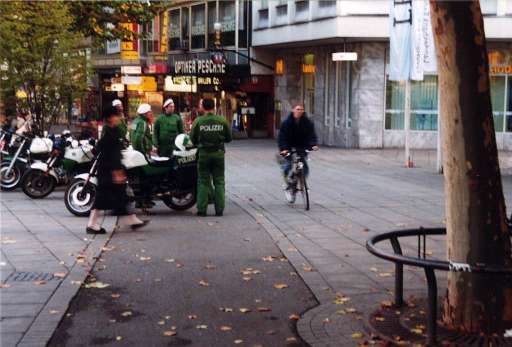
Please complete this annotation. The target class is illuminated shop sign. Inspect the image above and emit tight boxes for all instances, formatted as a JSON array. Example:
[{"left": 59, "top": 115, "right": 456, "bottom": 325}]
[{"left": 174, "top": 59, "right": 226, "bottom": 75}]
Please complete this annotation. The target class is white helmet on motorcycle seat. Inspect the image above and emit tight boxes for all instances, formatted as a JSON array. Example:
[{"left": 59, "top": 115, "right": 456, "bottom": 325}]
[{"left": 175, "top": 134, "right": 192, "bottom": 152}]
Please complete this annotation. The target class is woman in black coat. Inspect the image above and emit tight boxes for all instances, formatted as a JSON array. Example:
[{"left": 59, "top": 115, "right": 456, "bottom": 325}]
[{"left": 86, "top": 107, "right": 148, "bottom": 234}]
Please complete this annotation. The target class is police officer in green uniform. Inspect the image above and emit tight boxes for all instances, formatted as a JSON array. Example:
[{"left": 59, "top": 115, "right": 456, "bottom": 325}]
[
  {"left": 112, "top": 99, "right": 128, "bottom": 140},
  {"left": 153, "top": 98, "right": 184, "bottom": 157},
  {"left": 130, "top": 103, "right": 154, "bottom": 156},
  {"left": 190, "top": 98, "right": 232, "bottom": 216}
]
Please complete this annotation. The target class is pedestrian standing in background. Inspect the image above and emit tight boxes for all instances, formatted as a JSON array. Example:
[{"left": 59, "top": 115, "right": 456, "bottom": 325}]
[
  {"left": 86, "top": 106, "right": 148, "bottom": 234},
  {"left": 153, "top": 98, "right": 184, "bottom": 157},
  {"left": 190, "top": 98, "right": 232, "bottom": 217},
  {"left": 112, "top": 99, "right": 128, "bottom": 141},
  {"left": 130, "top": 103, "right": 154, "bottom": 156}
]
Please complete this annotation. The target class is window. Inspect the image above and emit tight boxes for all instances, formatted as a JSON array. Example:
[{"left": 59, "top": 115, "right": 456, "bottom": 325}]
[
  {"left": 319, "top": 0, "right": 336, "bottom": 8},
  {"left": 191, "top": 4, "right": 206, "bottom": 49},
  {"left": 207, "top": 1, "right": 217, "bottom": 48},
  {"left": 303, "top": 53, "right": 315, "bottom": 115},
  {"left": 219, "top": 0, "right": 236, "bottom": 46},
  {"left": 258, "top": 0, "right": 269, "bottom": 27},
  {"left": 238, "top": 0, "right": 248, "bottom": 48},
  {"left": 385, "top": 76, "right": 438, "bottom": 131},
  {"left": 141, "top": 19, "right": 159, "bottom": 55},
  {"left": 181, "top": 7, "right": 190, "bottom": 49},
  {"left": 490, "top": 75, "right": 512, "bottom": 132},
  {"left": 410, "top": 76, "right": 438, "bottom": 131},
  {"left": 385, "top": 80, "right": 405, "bottom": 130},
  {"left": 295, "top": 0, "right": 309, "bottom": 21},
  {"left": 169, "top": 9, "right": 181, "bottom": 50}
]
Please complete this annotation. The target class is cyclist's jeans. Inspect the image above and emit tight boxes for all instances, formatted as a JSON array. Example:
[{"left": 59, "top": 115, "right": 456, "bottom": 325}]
[{"left": 282, "top": 155, "right": 309, "bottom": 183}]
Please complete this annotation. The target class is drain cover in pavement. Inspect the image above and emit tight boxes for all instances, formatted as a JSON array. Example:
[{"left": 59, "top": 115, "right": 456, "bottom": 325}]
[
  {"left": 369, "top": 298, "right": 512, "bottom": 346},
  {"left": 6, "top": 271, "right": 60, "bottom": 282}
]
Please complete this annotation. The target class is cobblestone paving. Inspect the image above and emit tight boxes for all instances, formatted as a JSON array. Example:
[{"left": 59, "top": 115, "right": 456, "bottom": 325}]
[
  {"left": 0, "top": 190, "right": 115, "bottom": 347},
  {"left": 226, "top": 140, "right": 512, "bottom": 346}
]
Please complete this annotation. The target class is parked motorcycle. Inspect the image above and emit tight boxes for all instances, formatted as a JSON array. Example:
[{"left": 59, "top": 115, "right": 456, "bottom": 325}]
[
  {"left": 64, "top": 135, "right": 197, "bottom": 216},
  {"left": 0, "top": 131, "right": 52, "bottom": 191},
  {"left": 21, "top": 136, "right": 95, "bottom": 198}
]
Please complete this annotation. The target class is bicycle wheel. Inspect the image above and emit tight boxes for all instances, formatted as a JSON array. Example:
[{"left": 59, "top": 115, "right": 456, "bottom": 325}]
[{"left": 298, "top": 172, "right": 310, "bottom": 211}]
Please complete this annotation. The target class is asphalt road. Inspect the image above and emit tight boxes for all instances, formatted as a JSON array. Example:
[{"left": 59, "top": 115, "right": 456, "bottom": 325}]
[{"left": 49, "top": 201, "right": 317, "bottom": 347}]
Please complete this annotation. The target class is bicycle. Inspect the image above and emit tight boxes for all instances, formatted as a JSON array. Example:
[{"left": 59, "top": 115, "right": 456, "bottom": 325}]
[{"left": 282, "top": 149, "right": 310, "bottom": 211}]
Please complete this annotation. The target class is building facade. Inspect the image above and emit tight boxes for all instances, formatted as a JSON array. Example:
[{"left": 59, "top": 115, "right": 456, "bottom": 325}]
[
  {"left": 251, "top": 0, "right": 512, "bottom": 149},
  {"left": 92, "top": 0, "right": 275, "bottom": 138}
]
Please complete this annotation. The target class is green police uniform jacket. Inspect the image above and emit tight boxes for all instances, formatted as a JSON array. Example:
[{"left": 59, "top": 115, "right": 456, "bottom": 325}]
[
  {"left": 190, "top": 113, "right": 232, "bottom": 151},
  {"left": 130, "top": 115, "right": 153, "bottom": 155},
  {"left": 153, "top": 113, "right": 184, "bottom": 157}
]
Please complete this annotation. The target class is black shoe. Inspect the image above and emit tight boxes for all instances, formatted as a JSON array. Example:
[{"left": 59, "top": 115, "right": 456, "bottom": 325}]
[
  {"left": 197, "top": 212, "right": 207, "bottom": 217},
  {"left": 215, "top": 211, "right": 223, "bottom": 217},
  {"left": 86, "top": 227, "right": 106, "bottom": 235},
  {"left": 130, "top": 220, "right": 149, "bottom": 230}
]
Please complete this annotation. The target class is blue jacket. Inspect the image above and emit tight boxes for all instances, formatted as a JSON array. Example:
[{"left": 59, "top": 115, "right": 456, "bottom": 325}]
[{"left": 278, "top": 113, "right": 318, "bottom": 151}]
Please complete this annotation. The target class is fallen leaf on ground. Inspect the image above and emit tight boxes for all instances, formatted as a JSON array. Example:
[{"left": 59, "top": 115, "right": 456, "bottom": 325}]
[
  {"left": 111, "top": 293, "right": 121, "bottom": 299},
  {"left": 262, "top": 256, "right": 277, "bottom": 262},
  {"left": 205, "top": 264, "right": 216, "bottom": 270},
  {"left": 242, "top": 277, "right": 252, "bottom": 281},
  {"left": 374, "top": 315, "right": 385, "bottom": 322},
  {"left": 362, "top": 228, "right": 370, "bottom": 233},
  {"left": 49, "top": 310, "right": 59, "bottom": 314},
  {"left": 257, "top": 307, "right": 271, "bottom": 312},
  {"left": 176, "top": 263, "right": 183, "bottom": 268},
  {"left": 220, "top": 325, "right": 232, "bottom": 331},
  {"left": 0, "top": 283, "right": 11, "bottom": 288},
  {"left": 352, "top": 332, "right": 364, "bottom": 339},
  {"left": 378, "top": 272, "right": 392, "bottom": 277},
  {"left": 139, "top": 256, "right": 151, "bottom": 261},
  {"left": 85, "top": 282, "right": 110, "bottom": 289},
  {"left": 369, "top": 267, "right": 379, "bottom": 272},
  {"left": 121, "top": 311, "right": 132, "bottom": 317},
  {"left": 220, "top": 307, "right": 233, "bottom": 312},
  {"left": 290, "top": 272, "right": 297, "bottom": 277},
  {"left": 70, "top": 280, "right": 82, "bottom": 285},
  {"left": 234, "top": 339, "right": 243, "bottom": 344},
  {"left": 165, "top": 315, "right": 171, "bottom": 320},
  {"left": 411, "top": 328, "right": 423, "bottom": 334},
  {"left": 273, "top": 283, "right": 288, "bottom": 289},
  {"left": 165, "top": 258, "right": 175, "bottom": 263},
  {"left": 287, "top": 247, "right": 297, "bottom": 252},
  {"left": 33, "top": 280, "right": 47, "bottom": 285},
  {"left": 1, "top": 239, "right": 16, "bottom": 244},
  {"left": 266, "top": 330, "right": 276, "bottom": 335},
  {"left": 346, "top": 308, "right": 357, "bottom": 313},
  {"left": 302, "top": 266, "right": 316, "bottom": 272},
  {"left": 196, "top": 324, "right": 208, "bottom": 330},
  {"left": 109, "top": 319, "right": 117, "bottom": 323},
  {"left": 334, "top": 295, "right": 350, "bottom": 305},
  {"left": 381, "top": 300, "right": 393, "bottom": 308},
  {"left": 157, "top": 320, "right": 165, "bottom": 325},
  {"left": 163, "top": 330, "right": 177, "bottom": 336},
  {"left": 102, "top": 246, "right": 114, "bottom": 251},
  {"left": 289, "top": 314, "right": 300, "bottom": 320},
  {"left": 53, "top": 272, "right": 67, "bottom": 278},
  {"left": 154, "top": 278, "right": 162, "bottom": 282},
  {"left": 199, "top": 280, "right": 209, "bottom": 287},
  {"left": 116, "top": 336, "right": 123, "bottom": 341},
  {"left": 239, "top": 308, "right": 251, "bottom": 313},
  {"left": 323, "top": 318, "right": 331, "bottom": 323},
  {"left": 188, "top": 314, "right": 197, "bottom": 320},
  {"left": 286, "top": 337, "right": 297, "bottom": 343}
]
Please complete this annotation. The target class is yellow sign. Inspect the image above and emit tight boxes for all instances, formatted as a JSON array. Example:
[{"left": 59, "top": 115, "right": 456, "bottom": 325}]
[
  {"left": 302, "top": 64, "right": 316, "bottom": 74},
  {"left": 161, "top": 11, "right": 169, "bottom": 53},
  {"left": 127, "top": 76, "right": 157, "bottom": 92},
  {"left": 121, "top": 50, "right": 139, "bottom": 60},
  {"left": 275, "top": 59, "right": 284, "bottom": 75},
  {"left": 489, "top": 50, "right": 512, "bottom": 74}
]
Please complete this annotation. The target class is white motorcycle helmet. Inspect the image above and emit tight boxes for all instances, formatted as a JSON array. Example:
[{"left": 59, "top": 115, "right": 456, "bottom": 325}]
[{"left": 175, "top": 134, "right": 192, "bottom": 151}]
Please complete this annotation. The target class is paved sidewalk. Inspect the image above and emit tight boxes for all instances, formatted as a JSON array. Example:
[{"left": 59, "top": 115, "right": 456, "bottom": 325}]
[
  {"left": 226, "top": 140, "right": 512, "bottom": 346},
  {"left": 0, "top": 190, "right": 115, "bottom": 347}
]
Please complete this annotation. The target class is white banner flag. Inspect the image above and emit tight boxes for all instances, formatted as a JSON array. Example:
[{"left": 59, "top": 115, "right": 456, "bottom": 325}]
[{"left": 390, "top": 0, "right": 437, "bottom": 81}]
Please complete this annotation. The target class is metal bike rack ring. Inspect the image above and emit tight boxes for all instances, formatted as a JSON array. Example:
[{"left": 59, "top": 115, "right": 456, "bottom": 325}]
[{"left": 366, "top": 227, "right": 512, "bottom": 345}]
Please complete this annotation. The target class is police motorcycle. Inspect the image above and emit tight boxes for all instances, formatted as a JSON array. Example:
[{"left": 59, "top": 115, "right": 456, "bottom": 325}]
[
  {"left": 0, "top": 130, "right": 52, "bottom": 191},
  {"left": 21, "top": 132, "right": 95, "bottom": 199},
  {"left": 64, "top": 134, "right": 198, "bottom": 216}
]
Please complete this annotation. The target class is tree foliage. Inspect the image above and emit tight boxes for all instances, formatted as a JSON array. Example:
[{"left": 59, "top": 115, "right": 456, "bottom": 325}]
[{"left": 0, "top": 1, "right": 89, "bottom": 133}]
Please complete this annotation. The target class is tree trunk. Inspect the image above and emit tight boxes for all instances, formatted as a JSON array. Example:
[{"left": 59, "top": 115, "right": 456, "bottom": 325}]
[{"left": 429, "top": 1, "right": 512, "bottom": 334}]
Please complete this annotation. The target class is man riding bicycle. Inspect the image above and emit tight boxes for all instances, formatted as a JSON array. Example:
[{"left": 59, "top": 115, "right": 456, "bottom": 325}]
[{"left": 278, "top": 104, "right": 319, "bottom": 202}]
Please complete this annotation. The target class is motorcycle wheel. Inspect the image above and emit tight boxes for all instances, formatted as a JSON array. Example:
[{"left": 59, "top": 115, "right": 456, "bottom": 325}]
[
  {"left": 21, "top": 169, "right": 56, "bottom": 199},
  {"left": 0, "top": 161, "right": 22, "bottom": 191},
  {"left": 65, "top": 178, "right": 96, "bottom": 217},
  {"left": 162, "top": 190, "right": 196, "bottom": 211}
]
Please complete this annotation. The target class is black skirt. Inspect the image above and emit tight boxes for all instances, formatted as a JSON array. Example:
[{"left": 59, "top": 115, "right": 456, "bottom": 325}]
[{"left": 93, "top": 181, "right": 131, "bottom": 216}]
